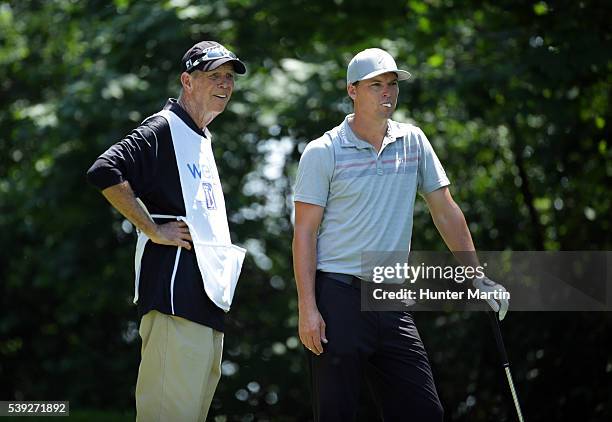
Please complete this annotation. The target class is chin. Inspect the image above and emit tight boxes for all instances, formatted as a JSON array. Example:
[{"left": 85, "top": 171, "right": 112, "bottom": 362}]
[
  {"left": 212, "top": 104, "right": 228, "bottom": 113},
  {"left": 379, "top": 109, "right": 394, "bottom": 118}
]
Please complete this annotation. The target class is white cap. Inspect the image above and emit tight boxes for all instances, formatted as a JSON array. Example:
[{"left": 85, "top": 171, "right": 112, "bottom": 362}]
[{"left": 346, "top": 48, "right": 411, "bottom": 85}]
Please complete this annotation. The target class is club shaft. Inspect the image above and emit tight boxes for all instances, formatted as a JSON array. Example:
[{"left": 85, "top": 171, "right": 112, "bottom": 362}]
[
  {"left": 488, "top": 312, "right": 526, "bottom": 422},
  {"left": 504, "top": 366, "right": 525, "bottom": 422}
]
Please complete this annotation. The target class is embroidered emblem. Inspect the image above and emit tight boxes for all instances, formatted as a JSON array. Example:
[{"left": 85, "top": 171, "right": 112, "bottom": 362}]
[
  {"left": 396, "top": 156, "right": 404, "bottom": 169},
  {"left": 202, "top": 182, "right": 217, "bottom": 210}
]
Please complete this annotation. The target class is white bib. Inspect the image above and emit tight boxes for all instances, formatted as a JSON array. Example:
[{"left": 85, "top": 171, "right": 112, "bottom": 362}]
[{"left": 133, "top": 110, "right": 246, "bottom": 312}]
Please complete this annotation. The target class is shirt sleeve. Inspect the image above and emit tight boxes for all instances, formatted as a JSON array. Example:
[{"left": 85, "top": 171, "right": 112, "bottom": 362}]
[
  {"left": 86, "top": 116, "right": 168, "bottom": 197},
  {"left": 293, "top": 137, "right": 334, "bottom": 207},
  {"left": 416, "top": 128, "right": 451, "bottom": 194}
]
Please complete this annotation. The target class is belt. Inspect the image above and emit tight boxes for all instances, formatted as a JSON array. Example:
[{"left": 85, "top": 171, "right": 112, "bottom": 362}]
[{"left": 317, "top": 271, "right": 362, "bottom": 289}]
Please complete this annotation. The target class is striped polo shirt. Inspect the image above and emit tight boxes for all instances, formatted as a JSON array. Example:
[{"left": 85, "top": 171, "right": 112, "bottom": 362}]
[{"left": 294, "top": 114, "right": 450, "bottom": 279}]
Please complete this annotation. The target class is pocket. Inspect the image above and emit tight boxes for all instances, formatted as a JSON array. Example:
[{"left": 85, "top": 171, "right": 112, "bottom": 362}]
[{"left": 192, "top": 242, "right": 247, "bottom": 312}]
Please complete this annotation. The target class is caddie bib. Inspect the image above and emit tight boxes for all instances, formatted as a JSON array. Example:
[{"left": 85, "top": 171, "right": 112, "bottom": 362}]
[{"left": 133, "top": 109, "right": 246, "bottom": 312}]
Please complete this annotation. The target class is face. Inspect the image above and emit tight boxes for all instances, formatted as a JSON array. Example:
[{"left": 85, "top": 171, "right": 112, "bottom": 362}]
[
  {"left": 186, "top": 63, "right": 235, "bottom": 114},
  {"left": 348, "top": 72, "right": 399, "bottom": 119}
]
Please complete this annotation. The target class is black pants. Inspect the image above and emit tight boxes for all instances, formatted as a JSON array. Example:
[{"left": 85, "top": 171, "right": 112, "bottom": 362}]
[{"left": 308, "top": 272, "right": 444, "bottom": 422}]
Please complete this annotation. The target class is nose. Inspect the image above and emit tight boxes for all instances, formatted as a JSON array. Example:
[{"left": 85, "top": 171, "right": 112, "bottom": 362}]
[
  {"left": 218, "top": 76, "right": 234, "bottom": 89},
  {"left": 382, "top": 85, "right": 391, "bottom": 98}
]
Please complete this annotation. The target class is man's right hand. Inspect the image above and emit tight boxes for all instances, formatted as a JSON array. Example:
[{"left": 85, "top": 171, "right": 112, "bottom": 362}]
[
  {"left": 298, "top": 304, "right": 328, "bottom": 355},
  {"left": 102, "top": 181, "right": 193, "bottom": 251},
  {"left": 148, "top": 220, "right": 193, "bottom": 250}
]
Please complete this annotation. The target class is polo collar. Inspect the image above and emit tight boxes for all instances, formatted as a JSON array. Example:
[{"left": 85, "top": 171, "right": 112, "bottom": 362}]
[
  {"left": 339, "top": 114, "right": 402, "bottom": 149},
  {"left": 164, "top": 98, "right": 209, "bottom": 138}
]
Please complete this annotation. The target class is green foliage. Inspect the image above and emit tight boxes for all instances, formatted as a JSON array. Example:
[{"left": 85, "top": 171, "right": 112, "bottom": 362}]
[{"left": 1, "top": 1, "right": 610, "bottom": 421}]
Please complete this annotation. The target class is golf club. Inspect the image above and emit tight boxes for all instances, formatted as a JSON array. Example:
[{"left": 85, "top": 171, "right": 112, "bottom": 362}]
[{"left": 488, "top": 311, "right": 525, "bottom": 422}]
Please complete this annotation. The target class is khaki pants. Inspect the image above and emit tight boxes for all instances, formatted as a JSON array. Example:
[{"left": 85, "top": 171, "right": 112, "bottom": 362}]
[{"left": 135, "top": 311, "right": 223, "bottom": 422}]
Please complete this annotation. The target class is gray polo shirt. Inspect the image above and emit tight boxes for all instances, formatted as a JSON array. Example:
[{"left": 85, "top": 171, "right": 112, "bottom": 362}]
[{"left": 294, "top": 114, "right": 450, "bottom": 278}]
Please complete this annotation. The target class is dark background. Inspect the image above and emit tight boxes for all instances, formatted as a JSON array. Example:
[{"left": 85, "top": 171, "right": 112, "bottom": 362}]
[{"left": 1, "top": 1, "right": 610, "bottom": 420}]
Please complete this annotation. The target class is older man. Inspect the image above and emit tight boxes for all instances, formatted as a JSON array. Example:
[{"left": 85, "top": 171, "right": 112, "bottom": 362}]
[
  {"left": 87, "top": 41, "right": 247, "bottom": 421},
  {"left": 293, "top": 48, "right": 508, "bottom": 421}
]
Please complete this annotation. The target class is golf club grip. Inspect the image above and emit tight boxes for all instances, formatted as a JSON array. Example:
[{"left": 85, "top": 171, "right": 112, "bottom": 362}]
[{"left": 488, "top": 311, "right": 509, "bottom": 366}]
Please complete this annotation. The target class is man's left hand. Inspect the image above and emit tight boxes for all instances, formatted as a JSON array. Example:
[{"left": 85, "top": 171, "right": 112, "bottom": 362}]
[{"left": 472, "top": 276, "right": 509, "bottom": 320}]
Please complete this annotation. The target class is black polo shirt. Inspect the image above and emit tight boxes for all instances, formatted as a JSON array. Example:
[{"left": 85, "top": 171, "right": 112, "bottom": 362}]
[{"left": 87, "top": 99, "right": 225, "bottom": 332}]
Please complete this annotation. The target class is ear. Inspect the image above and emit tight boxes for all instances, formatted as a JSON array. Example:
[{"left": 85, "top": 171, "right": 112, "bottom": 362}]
[
  {"left": 180, "top": 72, "right": 192, "bottom": 92},
  {"left": 347, "top": 83, "right": 357, "bottom": 100}
]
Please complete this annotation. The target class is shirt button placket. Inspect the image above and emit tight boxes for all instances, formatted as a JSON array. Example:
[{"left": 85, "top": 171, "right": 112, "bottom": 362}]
[{"left": 376, "top": 153, "right": 384, "bottom": 175}]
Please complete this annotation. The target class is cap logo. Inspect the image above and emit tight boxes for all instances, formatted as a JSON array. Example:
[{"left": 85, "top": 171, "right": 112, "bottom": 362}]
[{"left": 185, "top": 46, "right": 238, "bottom": 73}]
